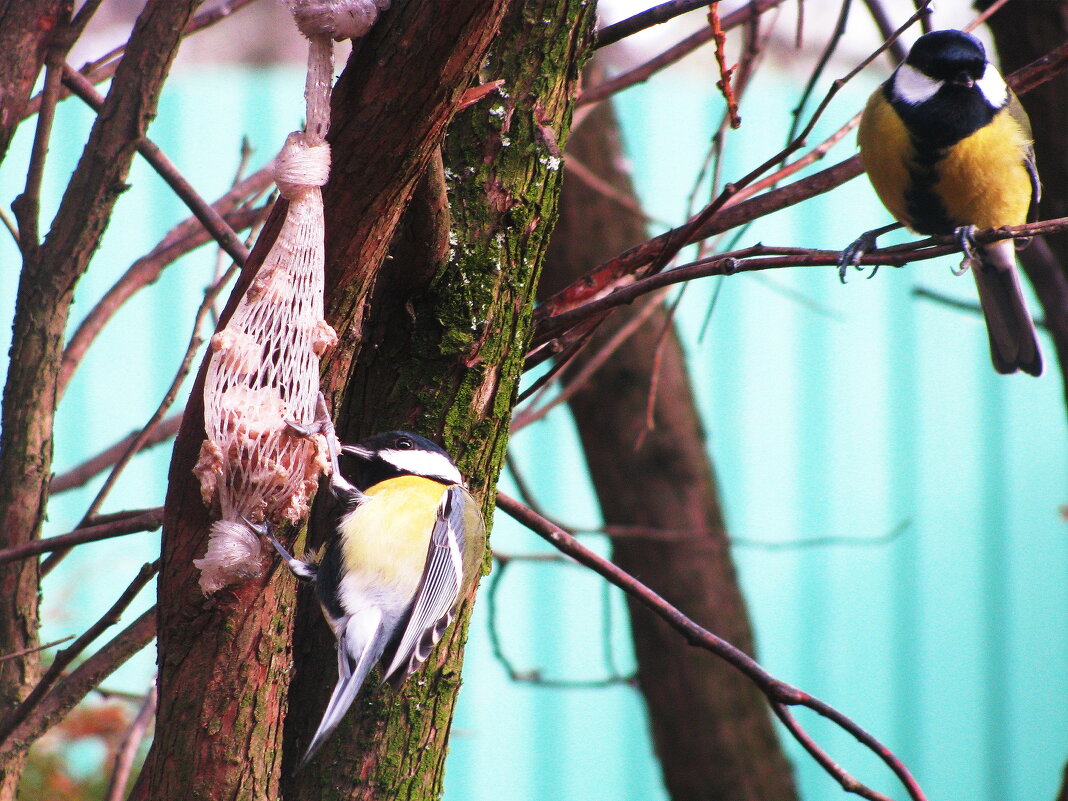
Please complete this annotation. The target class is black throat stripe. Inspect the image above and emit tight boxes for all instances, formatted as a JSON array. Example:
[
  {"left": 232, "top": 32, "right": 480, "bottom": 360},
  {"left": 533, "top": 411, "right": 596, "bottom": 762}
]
[
  {"left": 903, "top": 138, "right": 956, "bottom": 235},
  {"left": 884, "top": 82, "right": 1000, "bottom": 235}
]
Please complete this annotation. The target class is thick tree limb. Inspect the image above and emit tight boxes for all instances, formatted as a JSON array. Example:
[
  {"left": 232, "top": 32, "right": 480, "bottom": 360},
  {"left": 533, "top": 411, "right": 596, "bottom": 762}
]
[{"left": 134, "top": 2, "right": 518, "bottom": 798}]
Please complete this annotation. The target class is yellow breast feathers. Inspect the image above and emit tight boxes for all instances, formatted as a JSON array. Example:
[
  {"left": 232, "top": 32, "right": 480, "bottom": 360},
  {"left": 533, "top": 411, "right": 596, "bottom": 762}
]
[
  {"left": 339, "top": 476, "right": 449, "bottom": 595},
  {"left": 934, "top": 107, "right": 1032, "bottom": 229},
  {"left": 858, "top": 91, "right": 914, "bottom": 227},
  {"left": 859, "top": 93, "right": 1033, "bottom": 232}
]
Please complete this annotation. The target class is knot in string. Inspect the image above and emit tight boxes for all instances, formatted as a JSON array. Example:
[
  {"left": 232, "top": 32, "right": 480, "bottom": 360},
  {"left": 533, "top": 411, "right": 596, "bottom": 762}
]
[
  {"left": 289, "top": 0, "right": 391, "bottom": 41},
  {"left": 274, "top": 132, "right": 331, "bottom": 199}
]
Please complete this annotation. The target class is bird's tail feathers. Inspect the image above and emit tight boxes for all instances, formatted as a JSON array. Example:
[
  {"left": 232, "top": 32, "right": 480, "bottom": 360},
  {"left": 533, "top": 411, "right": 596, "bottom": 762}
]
[
  {"left": 296, "top": 607, "right": 385, "bottom": 772},
  {"left": 973, "top": 240, "right": 1042, "bottom": 376}
]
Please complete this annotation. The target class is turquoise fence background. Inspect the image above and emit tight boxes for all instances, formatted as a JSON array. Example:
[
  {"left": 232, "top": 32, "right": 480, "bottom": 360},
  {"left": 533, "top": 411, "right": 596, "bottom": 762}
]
[{"left": 1, "top": 54, "right": 1065, "bottom": 801}]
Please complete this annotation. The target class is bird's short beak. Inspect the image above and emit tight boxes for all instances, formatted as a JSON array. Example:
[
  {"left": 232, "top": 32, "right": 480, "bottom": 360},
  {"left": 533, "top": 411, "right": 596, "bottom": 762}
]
[
  {"left": 341, "top": 444, "right": 373, "bottom": 459},
  {"left": 950, "top": 72, "right": 975, "bottom": 88}
]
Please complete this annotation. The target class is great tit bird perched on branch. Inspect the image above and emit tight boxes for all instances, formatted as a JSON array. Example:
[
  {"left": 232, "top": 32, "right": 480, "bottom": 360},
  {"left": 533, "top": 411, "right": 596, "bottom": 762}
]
[
  {"left": 842, "top": 29, "right": 1042, "bottom": 376},
  {"left": 262, "top": 427, "right": 486, "bottom": 770}
]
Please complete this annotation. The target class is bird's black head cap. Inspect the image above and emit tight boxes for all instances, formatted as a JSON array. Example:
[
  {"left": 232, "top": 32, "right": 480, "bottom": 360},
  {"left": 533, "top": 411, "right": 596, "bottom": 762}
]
[{"left": 907, "top": 30, "right": 987, "bottom": 85}]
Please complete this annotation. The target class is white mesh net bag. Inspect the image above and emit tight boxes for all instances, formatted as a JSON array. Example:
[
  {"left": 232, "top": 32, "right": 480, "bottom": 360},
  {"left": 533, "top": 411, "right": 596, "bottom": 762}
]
[{"left": 192, "top": 1, "right": 388, "bottom": 594}]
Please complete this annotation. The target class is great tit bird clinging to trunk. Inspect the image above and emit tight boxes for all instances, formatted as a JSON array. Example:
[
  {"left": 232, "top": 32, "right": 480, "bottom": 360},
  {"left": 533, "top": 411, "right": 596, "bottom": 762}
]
[
  {"left": 842, "top": 28, "right": 1042, "bottom": 376},
  {"left": 262, "top": 424, "right": 486, "bottom": 771}
]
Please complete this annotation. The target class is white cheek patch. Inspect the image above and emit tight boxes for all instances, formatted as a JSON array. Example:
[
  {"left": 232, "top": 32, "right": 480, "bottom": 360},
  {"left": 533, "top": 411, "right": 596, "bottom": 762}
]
[
  {"left": 381, "top": 449, "right": 463, "bottom": 485},
  {"left": 976, "top": 67, "right": 1008, "bottom": 109},
  {"left": 893, "top": 64, "right": 942, "bottom": 105}
]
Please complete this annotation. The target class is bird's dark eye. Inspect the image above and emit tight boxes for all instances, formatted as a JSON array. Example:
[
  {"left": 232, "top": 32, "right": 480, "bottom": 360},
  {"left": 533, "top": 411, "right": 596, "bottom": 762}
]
[{"left": 397, "top": 437, "right": 414, "bottom": 450}]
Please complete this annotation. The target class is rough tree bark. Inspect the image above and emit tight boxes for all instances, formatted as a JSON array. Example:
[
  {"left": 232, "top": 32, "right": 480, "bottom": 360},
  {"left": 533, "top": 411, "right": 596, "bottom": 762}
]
[
  {"left": 540, "top": 82, "right": 800, "bottom": 801},
  {"left": 129, "top": 3, "right": 512, "bottom": 800},
  {"left": 0, "top": 0, "right": 69, "bottom": 165},
  {"left": 982, "top": 0, "right": 1068, "bottom": 402},
  {"left": 282, "top": 2, "right": 595, "bottom": 797},
  {"left": 0, "top": 2, "right": 201, "bottom": 797}
]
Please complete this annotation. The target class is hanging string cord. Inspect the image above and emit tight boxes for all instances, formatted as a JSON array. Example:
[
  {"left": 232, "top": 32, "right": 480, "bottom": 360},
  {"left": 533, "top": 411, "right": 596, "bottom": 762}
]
[{"left": 193, "top": 0, "right": 394, "bottom": 593}]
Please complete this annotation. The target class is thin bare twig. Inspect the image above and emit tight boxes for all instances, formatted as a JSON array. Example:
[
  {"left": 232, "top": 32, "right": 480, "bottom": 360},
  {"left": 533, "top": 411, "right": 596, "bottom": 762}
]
[
  {"left": 69, "top": 0, "right": 106, "bottom": 36},
  {"left": 51, "top": 414, "right": 183, "bottom": 494},
  {"left": 564, "top": 154, "right": 664, "bottom": 224},
  {"left": 0, "top": 561, "right": 158, "bottom": 747},
  {"left": 0, "top": 509, "right": 163, "bottom": 567},
  {"left": 536, "top": 217, "right": 1068, "bottom": 334},
  {"left": 23, "top": 0, "right": 262, "bottom": 120},
  {"left": 105, "top": 682, "right": 157, "bottom": 801},
  {"left": 0, "top": 636, "right": 76, "bottom": 664},
  {"left": 486, "top": 554, "right": 635, "bottom": 688},
  {"left": 0, "top": 608, "right": 158, "bottom": 757},
  {"left": 59, "top": 66, "right": 251, "bottom": 265},
  {"left": 708, "top": 3, "right": 741, "bottom": 129},
  {"left": 783, "top": 0, "right": 853, "bottom": 152},
  {"left": 513, "top": 293, "right": 666, "bottom": 430},
  {"left": 860, "top": 0, "right": 908, "bottom": 65},
  {"left": 11, "top": 52, "right": 67, "bottom": 252},
  {"left": 43, "top": 267, "right": 236, "bottom": 575},
  {"left": 964, "top": 0, "right": 1012, "bottom": 32},
  {"left": 531, "top": 31, "right": 1068, "bottom": 358},
  {"left": 58, "top": 180, "right": 270, "bottom": 396},
  {"left": 596, "top": 0, "right": 715, "bottom": 49},
  {"left": 498, "top": 493, "right": 927, "bottom": 801}
]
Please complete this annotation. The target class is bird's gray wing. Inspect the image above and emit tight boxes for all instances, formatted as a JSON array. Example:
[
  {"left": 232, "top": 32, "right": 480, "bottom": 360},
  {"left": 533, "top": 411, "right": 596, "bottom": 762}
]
[{"left": 379, "top": 485, "right": 468, "bottom": 686}]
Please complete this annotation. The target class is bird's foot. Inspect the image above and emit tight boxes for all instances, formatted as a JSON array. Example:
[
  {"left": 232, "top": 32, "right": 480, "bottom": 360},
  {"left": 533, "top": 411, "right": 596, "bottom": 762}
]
[
  {"left": 952, "top": 225, "right": 979, "bottom": 276},
  {"left": 284, "top": 392, "right": 334, "bottom": 440},
  {"left": 837, "top": 223, "right": 900, "bottom": 283},
  {"left": 245, "top": 514, "right": 317, "bottom": 582},
  {"left": 284, "top": 393, "right": 356, "bottom": 501}
]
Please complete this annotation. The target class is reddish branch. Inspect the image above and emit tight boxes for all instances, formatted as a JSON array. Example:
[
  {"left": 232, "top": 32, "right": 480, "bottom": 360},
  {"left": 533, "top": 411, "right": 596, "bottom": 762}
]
[
  {"left": 59, "top": 66, "right": 251, "bottom": 265},
  {"left": 1, "top": 608, "right": 157, "bottom": 757},
  {"left": 51, "top": 415, "right": 183, "bottom": 494},
  {"left": 22, "top": 0, "right": 261, "bottom": 120},
  {"left": 0, "top": 509, "right": 163, "bottom": 567},
  {"left": 532, "top": 36, "right": 1068, "bottom": 355},
  {"left": 0, "top": 561, "right": 158, "bottom": 746},
  {"left": 105, "top": 684, "right": 158, "bottom": 801},
  {"left": 580, "top": 0, "right": 787, "bottom": 107},
  {"left": 498, "top": 493, "right": 927, "bottom": 801},
  {"left": 59, "top": 196, "right": 269, "bottom": 398},
  {"left": 537, "top": 217, "right": 1068, "bottom": 335},
  {"left": 708, "top": 4, "right": 740, "bottom": 129}
]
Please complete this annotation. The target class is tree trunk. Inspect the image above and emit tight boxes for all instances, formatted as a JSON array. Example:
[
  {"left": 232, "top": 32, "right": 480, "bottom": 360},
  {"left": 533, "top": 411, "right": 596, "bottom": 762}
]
[
  {"left": 282, "top": 2, "right": 594, "bottom": 797},
  {"left": 0, "top": 2, "right": 200, "bottom": 797},
  {"left": 541, "top": 82, "right": 800, "bottom": 801}
]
